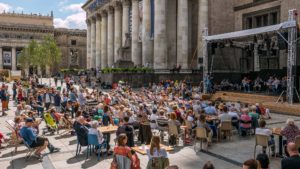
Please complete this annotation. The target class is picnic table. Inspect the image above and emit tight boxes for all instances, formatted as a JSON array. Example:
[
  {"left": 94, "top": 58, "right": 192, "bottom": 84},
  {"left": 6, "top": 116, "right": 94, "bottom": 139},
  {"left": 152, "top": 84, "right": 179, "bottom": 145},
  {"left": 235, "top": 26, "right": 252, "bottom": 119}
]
[
  {"left": 131, "top": 144, "right": 174, "bottom": 155},
  {"left": 98, "top": 126, "right": 118, "bottom": 134},
  {"left": 272, "top": 127, "right": 283, "bottom": 157}
]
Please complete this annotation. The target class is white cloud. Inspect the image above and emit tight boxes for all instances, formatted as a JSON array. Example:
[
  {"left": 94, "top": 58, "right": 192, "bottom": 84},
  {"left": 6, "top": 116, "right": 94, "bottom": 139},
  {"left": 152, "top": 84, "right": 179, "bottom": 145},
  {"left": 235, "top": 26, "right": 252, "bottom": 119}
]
[
  {"left": 60, "top": 3, "right": 83, "bottom": 13},
  {"left": 54, "top": 11, "right": 86, "bottom": 29},
  {"left": 15, "top": 6, "right": 24, "bottom": 12},
  {"left": 0, "top": 2, "right": 11, "bottom": 13},
  {"left": 58, "top": 0, "right": 69, "bottom": 7}
]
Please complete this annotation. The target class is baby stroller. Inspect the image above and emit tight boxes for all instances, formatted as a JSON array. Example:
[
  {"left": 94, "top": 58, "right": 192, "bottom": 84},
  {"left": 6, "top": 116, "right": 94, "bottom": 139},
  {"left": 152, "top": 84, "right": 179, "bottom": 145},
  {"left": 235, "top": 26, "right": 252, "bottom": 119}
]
[{"left": 43, "top": 112, "right": 59, "bottom": 135}]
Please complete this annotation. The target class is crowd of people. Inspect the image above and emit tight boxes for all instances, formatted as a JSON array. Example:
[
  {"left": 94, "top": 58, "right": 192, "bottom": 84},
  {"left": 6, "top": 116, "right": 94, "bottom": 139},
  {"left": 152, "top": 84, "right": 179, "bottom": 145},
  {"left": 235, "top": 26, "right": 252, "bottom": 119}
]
[
  {"left": 0, "top": 76, "right": 299, "bottom": 169},
  {"left": 216, "top": 75, "right": 287, "bottom": 95}
]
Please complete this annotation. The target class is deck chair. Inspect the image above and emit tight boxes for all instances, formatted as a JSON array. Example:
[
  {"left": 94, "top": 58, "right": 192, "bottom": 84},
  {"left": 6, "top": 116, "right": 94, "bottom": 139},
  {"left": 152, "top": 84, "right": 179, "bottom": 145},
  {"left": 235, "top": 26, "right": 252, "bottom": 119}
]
[
  {"left": 43, "top": 112, "right": 59, "bottom": 135},
  {"left": 19, "top": 132, "right": 39, "bottom": 161},
  {"left": 5, "top": 120, "right": 22, "bottom": 153}
]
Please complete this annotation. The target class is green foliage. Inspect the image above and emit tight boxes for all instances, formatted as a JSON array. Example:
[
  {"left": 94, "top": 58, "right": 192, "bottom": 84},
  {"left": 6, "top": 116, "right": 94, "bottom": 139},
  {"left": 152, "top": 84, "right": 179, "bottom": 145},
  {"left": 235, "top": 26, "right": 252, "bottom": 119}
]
[
  {"left": 101, "top": 68, "right": 154, "bottom": 74},
  {"left": 18, "top": 35, "right": 62, "bottom": 71}
]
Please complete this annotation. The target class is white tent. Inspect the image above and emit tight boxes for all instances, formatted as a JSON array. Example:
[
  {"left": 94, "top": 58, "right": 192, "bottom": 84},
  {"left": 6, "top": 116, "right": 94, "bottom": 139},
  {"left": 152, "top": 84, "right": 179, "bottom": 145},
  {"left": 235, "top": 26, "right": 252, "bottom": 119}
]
[{"left": 205, "top": 20, "right": 296, "bottom": 41}]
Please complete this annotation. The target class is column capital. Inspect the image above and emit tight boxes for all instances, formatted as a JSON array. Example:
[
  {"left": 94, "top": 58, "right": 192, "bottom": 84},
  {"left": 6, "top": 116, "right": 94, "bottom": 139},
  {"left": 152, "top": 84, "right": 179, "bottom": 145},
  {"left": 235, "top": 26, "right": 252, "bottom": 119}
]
[
  {"left": 90, "top": 16, "right": 96, "bottom": 23},
  {"left": 100, "top": 10, "right": 108, "bottom": 17},
  {"left": 107, "top": 6, "right": 114, "bottom": 14},
  {"left": 86, "top": 18, "right": 91, "bottom": 25},
  {"left": 122, "top": 0, "right": 131, "bottom": 7},
  {"left": 96, "top": 13, "right": 101, "bottom": 21},
  {"left": 112, "top": 1, "right": 122, "bottom": 11}
]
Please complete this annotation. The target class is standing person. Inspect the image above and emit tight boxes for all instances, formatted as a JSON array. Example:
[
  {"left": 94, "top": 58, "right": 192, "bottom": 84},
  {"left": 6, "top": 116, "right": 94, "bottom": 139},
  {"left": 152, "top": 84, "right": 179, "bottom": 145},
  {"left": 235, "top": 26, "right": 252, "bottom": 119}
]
[
  {"left": 0, "top": 85, "right": 9, "bottom": 116},
  {"left": 281, "top": 143, "right": 300, "bottom": 169},
  {"left": 54, "top": 91, "right": 61, "bottom": 113},
  {"left": 77, "top": 88, "right": 86, "bottom": 110},
  {"left": 43, "top": 88, "right": 52, "bottom": 110},
  {"left": 54, "top": 76, "right": 58, "bottom": 87},
  {"left": 12, "top": 80, "right": 17, "bottom": 101}
]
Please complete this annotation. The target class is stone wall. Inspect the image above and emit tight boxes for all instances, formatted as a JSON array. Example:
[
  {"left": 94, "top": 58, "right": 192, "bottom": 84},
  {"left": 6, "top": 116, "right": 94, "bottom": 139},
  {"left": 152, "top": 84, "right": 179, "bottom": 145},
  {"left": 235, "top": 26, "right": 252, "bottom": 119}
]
[{"left": 101, "top": 73, "right": 203, "bottom": 88}]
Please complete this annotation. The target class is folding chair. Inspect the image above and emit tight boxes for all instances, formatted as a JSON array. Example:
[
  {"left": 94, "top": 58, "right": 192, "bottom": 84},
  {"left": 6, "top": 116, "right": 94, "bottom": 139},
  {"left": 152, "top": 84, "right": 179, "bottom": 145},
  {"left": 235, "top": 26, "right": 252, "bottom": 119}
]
[
  {"left": 168, "top": 124, "right": 183, "bottom": 146},
  {"left": 22, "top": 140, "right": 39, "bottom": 161},
  {"left": 218, "top": 121, "right": 232, "bottom": 141},
  {"left": 254, "top": 134, "right": 275, "bottom": 158},
  {"left": 86, "top": 134, "right": 107, "bottom": 161},
  {"left": 194, "top": 127, "right": 209, "bottom": 151}
]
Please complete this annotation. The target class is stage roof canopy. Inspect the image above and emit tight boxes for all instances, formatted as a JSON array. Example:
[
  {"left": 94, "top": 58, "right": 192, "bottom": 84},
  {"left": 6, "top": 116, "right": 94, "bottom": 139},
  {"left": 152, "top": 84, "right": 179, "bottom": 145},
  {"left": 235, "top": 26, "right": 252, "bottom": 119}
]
[{"left": 205, "top": 20, "right": 296, "bottom": 41}]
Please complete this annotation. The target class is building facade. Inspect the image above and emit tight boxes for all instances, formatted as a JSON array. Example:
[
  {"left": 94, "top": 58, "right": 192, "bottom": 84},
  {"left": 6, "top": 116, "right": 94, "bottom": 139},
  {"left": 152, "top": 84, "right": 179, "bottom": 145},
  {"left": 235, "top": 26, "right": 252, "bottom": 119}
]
[
  {"left": 83, "top": 0, "right": 212, "bottom": 70},
  {"left": 0, "top": 12, "right": 87, "bottom": 74},
  {"left": 83, "top": 0, "right": 300, "bottom": 73}
]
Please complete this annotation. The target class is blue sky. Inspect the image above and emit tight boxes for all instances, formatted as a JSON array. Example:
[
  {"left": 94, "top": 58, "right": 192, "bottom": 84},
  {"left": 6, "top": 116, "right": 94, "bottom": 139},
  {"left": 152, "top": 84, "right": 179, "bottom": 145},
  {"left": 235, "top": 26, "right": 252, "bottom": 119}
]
[{"left": 0, "top": 0, "right": 87, "bottom": 29}]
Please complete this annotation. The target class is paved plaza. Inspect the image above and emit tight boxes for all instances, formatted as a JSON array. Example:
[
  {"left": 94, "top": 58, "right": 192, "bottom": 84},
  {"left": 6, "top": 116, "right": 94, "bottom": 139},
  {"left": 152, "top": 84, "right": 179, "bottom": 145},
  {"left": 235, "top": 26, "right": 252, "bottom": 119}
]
[{"left": 0, "top": 82, "right": 299, "bottom": 169}]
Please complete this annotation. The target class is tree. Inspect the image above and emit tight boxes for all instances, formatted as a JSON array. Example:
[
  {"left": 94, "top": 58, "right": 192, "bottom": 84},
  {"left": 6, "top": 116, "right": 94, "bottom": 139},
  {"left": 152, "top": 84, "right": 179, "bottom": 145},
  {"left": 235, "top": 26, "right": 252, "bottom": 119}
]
[
  {"left": 19, "top": 35, "right": 62, "bottom": 76},
  {"left": 40, "top": 35, "right": 62, "bottom": 71}
]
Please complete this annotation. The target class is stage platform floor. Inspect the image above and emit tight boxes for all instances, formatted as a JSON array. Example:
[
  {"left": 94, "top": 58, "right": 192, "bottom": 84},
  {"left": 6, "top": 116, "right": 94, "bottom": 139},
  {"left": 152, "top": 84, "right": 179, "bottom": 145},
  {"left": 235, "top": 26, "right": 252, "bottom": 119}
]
[{"left": 210, "top": 91, "right": 300, "bottom": 115}]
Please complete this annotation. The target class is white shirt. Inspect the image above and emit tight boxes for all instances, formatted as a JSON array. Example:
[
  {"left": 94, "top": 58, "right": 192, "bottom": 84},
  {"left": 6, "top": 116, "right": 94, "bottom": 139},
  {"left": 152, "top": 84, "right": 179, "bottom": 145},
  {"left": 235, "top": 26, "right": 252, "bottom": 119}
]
[
  {"left": 219, "top": 113, "right": 232, "bottom": 122},
  {"left": 146, "top": 148, "right": 168, "bottom": 160},
  {"left": 88, "top": 128, "right": 104, "bottom": 144},
  {"left": 228, "top": 111, "right": 239, "bottom": 119},
  {"left": 150, "top": 114, "right": 158, "bottom": 129},
  {"left": 255, "top": 128, "right": 272, "bottom": 136}
]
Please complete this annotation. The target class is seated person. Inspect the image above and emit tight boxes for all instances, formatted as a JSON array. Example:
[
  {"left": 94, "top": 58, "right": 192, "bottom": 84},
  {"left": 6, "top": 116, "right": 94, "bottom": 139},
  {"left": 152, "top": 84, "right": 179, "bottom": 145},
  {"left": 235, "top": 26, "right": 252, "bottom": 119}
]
[
  {"left": 256, "top": 103, "right": 271, "bottom": 119},
  {"left": 256, "top": 153, "right": 270, "bottom": 169},
  {"left": 146, "top": 136, "right": 169, "bottom": 169},
  {"left": 88, "top": 121, "right": 104, "bottom": 144},
  {"left": 73, "top": 116, "right": 89, "bottom": 146},
  {"left": 20, "top": 118, "right": 60, "bottom": 159},
  {"left": 149, "top": 109, "right": 158, "bottom": 129},
  {"left": 239, "top": 108, "right": 252, "bottom": 136},
  {"left": 116, "top": 116, "right": 134, "bottom": 147},
  {"left": 281, "top": 143, "right": 300, "bottom": 169},
  {"left": 147, "top": 135, "right": 168, "bottom": 159},
  {"left": 196, "top": 114, "right": 212, "bottom": 146},
  {"left": 204, "top": 102, "right": 217, "bottom": 115},
  {"left": 242, "top": 159, "right": 258, "bottom": 169},
  {"left": 168, "top": 112, "right": 181, "bottom": 133},
  {"left": 113, "top": 134, "right": 140, "bottom": 168},
  {"left": 280, "top": 118, "right": 300, "bottom": 155},
  {"left": 255, "top": 119, "right": 275, "bottom": 156}
]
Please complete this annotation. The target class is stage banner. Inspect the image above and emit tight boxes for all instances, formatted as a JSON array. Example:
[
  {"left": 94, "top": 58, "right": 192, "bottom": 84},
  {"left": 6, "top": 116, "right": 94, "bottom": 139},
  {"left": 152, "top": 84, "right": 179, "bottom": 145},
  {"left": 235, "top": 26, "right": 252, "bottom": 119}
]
[
  {"left": 138, "top": 1, "right": 143, "bottom": 42},
  {"left": 3, "top": 51, "right": 11, "bottom": 66},
  {"left": 150, "top": 0, "right": 154, "bottom": 38},
  {"left": 16, "top": 51, "right": 21, "bottom": 66}
]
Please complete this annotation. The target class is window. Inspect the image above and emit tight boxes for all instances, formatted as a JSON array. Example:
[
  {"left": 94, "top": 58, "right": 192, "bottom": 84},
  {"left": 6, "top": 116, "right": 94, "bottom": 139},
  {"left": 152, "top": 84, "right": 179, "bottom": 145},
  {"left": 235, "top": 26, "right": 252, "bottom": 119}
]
[
  {"left": 71, "top": 40, "right": 76, "bottom": 46},
  {"left": 243, "top": 7, "right": 280, "bottom": 29}
]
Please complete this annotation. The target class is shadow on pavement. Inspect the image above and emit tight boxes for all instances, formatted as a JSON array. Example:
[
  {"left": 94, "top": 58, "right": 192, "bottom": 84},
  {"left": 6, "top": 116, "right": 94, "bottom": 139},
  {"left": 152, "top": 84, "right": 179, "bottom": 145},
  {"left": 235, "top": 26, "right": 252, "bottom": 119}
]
[
  {"left": 1, "top": 149, "right": 28, "bottom": 158},
  {"left": 7, "top": 156, "right": 41, "bottom": 169}
]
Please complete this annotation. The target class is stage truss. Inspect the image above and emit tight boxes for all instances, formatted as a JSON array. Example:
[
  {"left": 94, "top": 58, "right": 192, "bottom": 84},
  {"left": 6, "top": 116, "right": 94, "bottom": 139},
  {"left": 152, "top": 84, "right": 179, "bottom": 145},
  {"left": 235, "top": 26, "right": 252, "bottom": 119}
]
[{"left": 202, "top": 10, "right": 299, "bottom": 104}]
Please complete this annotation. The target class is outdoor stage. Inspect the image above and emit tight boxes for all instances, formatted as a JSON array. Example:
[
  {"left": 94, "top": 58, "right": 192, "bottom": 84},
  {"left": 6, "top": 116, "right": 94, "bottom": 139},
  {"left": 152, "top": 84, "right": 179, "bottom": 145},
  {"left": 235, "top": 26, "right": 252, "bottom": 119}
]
[{"left": 210, "top": 91, "right": 300, "bottom": 115}]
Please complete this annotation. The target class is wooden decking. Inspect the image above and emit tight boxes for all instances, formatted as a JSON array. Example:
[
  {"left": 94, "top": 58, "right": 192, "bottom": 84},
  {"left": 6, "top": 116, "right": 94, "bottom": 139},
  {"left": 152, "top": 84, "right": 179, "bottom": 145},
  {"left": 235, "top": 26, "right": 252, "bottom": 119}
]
[{"left": 210, "top": 91, "right": 300, "bottom": 115}]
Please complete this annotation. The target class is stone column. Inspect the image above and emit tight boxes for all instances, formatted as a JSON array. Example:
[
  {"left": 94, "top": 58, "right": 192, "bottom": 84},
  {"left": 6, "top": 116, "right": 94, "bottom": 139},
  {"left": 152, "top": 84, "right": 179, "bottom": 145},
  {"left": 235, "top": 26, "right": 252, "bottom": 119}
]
[
  {"left": 142, "top": 0, "right": 153, "bottom": 68},
  {"left": 91, "top": 17, "right": 96, "bottom": 68},
  {"left": 197, "top": 0, "right": 209, "bottom": 68},
  {"left": 153, "top": 0, "right": 167, "bottom": 69},
  {"left": 131, "top": 0, "right": 142, "bottom": 66},
  {"left": 86, "top": 20, "right": 91, "bottom": 69},
  {"left": 107, "top": 7, "right": 115, "bottom": 67},
  {"left": 254, "top": 43, "right": 260, "bottom": 71},
  {"left": 177, "top": 0, "right": 189, "bottom": 69},
  {"left": 11, "top": 47, "right": 16, "bottom": 71},
  {"left": 122, "top": 0, "right": 130, "bottom": 46},
  {"left": 101, "top": 11, "right": 108, "bottom": 68},
  {"left": 96, "top": 14, "right": 101, "bottom": 69},
  {"left": 114, "top": 2, "right": 122, "bottom": 62},
  {"left": 0, "top": 47, "right": 2, "bottom": 69}
]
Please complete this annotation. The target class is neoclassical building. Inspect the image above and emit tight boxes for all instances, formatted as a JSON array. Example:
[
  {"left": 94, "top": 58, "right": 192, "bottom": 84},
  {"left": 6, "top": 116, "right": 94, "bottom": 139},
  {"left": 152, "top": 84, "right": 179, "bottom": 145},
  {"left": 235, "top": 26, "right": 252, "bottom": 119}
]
[
  {"left": 83, "top": 0, "right": 211, "bottom": 70},
  {"left": 0, "top": 12, "right": 87, "bottom": 74}
]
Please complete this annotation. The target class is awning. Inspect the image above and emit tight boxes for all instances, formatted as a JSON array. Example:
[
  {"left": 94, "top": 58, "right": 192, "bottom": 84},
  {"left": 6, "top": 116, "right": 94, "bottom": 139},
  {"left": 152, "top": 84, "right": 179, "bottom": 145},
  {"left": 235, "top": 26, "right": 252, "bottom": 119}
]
[{"left": 205, "top": 21, "right": 297, "bottom": 41}]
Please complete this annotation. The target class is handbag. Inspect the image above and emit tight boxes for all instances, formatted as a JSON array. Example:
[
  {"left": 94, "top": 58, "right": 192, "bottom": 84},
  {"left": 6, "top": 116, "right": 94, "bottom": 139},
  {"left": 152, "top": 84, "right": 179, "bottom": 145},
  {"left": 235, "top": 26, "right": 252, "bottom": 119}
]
[{"left": 110, "top": 155, "right": 118, "bottom": 169}]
